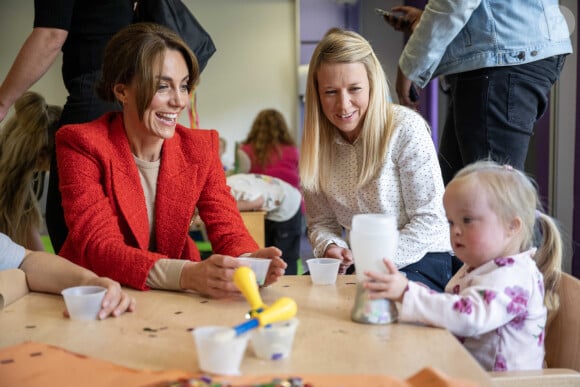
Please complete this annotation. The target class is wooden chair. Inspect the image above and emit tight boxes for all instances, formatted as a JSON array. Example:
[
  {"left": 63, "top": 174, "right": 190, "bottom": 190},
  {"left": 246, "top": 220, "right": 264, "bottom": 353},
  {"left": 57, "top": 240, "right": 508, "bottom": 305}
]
[{"left": 491, "top": 272, "right": 580, "bottom": 386}]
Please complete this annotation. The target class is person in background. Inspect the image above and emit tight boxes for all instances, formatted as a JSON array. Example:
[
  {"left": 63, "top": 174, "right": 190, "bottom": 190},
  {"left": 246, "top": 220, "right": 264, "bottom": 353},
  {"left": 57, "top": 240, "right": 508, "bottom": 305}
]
[
  {"left": 237, "top": 108, "right": 300, "bottom": 191},
  {"left": 364, "top": 160, "right": 562, "bottom": 372},
  {"left": 0, "top": 92, "right": 61, "bottom": 251},
  {"left": 55, "top": 23, "right": 286, "bottom": 299},
  {"left": 390, "top": 1, "right": 572, "bottom": 184},
  {"left": 1, "top": 232, "right": 135, "bottom": 319},
  {"left": 227, "top": 173, "right": 303, "bottom": 275},
  {"left": 0, "top": 1, "right": 135, "bottom": 253},
  {"left": 300, "top": 28, "right": 455, "bottom": 292}
]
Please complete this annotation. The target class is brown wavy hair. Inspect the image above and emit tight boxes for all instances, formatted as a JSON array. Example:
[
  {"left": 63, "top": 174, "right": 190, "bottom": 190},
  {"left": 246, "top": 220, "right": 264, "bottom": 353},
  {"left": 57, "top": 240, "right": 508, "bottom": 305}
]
[{"left": 242, "top": 108, "right": 295, "bottom": 168}]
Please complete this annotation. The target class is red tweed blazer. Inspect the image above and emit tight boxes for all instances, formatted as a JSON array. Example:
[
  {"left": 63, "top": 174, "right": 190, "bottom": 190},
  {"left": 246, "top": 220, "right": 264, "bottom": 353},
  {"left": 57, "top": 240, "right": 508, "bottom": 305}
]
[{"left": 56, "top": 113, "right": 258, "bottom": 290}]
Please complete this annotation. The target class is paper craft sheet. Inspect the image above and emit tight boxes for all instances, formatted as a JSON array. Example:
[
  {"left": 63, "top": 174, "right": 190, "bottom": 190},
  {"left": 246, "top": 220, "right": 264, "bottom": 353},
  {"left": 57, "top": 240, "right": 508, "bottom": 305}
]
[{"left": 0, "top": 342, "right": 477, "bottom": 387}]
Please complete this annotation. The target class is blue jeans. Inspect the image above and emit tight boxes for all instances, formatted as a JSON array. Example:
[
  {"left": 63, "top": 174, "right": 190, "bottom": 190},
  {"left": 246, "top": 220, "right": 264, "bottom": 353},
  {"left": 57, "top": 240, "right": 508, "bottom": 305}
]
[
  {"left": 46, "top": 70, "right": 120, "bottom": 253},
  {"left": 438, "top": 55, "right": 567, "bottom": 184}
]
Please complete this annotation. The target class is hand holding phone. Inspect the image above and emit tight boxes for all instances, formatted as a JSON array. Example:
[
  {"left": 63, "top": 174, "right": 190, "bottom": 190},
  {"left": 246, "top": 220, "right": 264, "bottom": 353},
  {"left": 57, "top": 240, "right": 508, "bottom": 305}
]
[{"left": 375, "top": 8, "right": 410, "bottom": 29}]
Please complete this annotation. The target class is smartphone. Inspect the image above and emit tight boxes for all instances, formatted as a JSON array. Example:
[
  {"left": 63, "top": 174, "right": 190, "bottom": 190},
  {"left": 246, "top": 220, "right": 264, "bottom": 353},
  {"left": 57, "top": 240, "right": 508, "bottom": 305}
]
[
  {"left": 409, "top": 84, "right": 420, "bottom": 102},
  {"left": 375, "top": 8, "right": 407, "bottom": 26}
]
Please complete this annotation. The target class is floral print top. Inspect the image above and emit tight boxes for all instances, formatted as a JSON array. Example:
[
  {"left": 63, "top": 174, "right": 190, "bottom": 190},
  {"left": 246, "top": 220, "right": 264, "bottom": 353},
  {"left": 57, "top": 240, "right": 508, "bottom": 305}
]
[{"left": 399, "top": 249, "right": 546, "bottom": 371}]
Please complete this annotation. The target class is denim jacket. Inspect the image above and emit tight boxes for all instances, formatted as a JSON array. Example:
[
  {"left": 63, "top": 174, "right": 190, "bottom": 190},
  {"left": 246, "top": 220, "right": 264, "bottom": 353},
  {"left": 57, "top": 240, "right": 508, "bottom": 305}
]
[{"left": 399, "top": 0, "right": 573, "bottom": 88}]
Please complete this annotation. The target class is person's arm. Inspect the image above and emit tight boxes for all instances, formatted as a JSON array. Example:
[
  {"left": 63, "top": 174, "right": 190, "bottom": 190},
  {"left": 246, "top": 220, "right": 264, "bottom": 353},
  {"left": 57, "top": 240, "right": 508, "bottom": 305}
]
[
  {"left": 397, "top": 0, "right": 481, "bottom": 88},
  {"left": 0, "top": 27, "right": 68, "bottom": 122},
  {"left": 26, "top": 227, "right": 46, "bottom": 252},
  {"left": 387, "top": 108, "right": 451, "bottom": 268},
  {"left": 236, "top": 196, "right": 265, "bottom": 212},
  {"left": 19, "top": 250, "right": 136, "bottom": 319},
  {"left": 303, "top": 189, "right": 349, "bottom": 258}
]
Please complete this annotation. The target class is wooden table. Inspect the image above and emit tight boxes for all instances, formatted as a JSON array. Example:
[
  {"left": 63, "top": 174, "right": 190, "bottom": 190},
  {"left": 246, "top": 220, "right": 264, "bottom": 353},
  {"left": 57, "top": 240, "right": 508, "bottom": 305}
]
[
  {"left": 240, "top": 210, "right": 266, "bottom": 248},
  {"left": 0, "top": 276, "right": 492, "bottom": 385}
]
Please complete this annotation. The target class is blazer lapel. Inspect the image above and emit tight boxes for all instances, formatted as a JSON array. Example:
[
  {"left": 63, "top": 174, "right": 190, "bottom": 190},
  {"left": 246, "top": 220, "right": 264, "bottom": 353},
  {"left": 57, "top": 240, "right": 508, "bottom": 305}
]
[
  {"left": 155, "top": 133, "right": 198, "bottom": 257},
  {"left": 109, "top": 116, "right": 151, "bottom": 250}
]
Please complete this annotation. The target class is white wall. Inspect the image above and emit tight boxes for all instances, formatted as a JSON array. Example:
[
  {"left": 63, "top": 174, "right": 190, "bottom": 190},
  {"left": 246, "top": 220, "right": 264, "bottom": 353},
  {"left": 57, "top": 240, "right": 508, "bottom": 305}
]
[
  {"left": 0, "top": 0, "right": 298, "bottom": 169},
  {"left": 185, "top": 0, "right": 298, "bottom": 167},
  {"left": 0, "top": 1, "right": 67, "bottom": 109}
]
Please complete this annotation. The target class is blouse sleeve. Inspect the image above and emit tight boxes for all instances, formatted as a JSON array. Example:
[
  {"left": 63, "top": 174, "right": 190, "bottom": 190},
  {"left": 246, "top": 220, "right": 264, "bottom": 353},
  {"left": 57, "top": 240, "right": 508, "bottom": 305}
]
[
  {"left": 304, "top": 189, "right": 349, "bottom": 258},
  {"left": 390, "top": 108, "right": 450, "bottom": 267},
  {"left": 0, "top": 233, "right": 26, "bottom": 270}
]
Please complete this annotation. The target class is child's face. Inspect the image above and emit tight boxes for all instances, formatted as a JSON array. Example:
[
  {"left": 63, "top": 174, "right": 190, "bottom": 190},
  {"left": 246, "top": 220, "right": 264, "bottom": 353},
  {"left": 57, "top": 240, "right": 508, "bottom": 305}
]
[{"left": 443, "top": 179, "right": 519, "bottom": 269}]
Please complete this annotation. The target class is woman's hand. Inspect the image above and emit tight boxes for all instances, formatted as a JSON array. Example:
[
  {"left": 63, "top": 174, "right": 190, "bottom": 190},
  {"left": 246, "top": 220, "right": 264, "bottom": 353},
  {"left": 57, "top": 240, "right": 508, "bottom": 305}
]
[
  {"left": 83, "top": 277, "right": 136, "bottom": 319},
  {"left": 180, "top": 255, "right": 241, "bottom": 299},
  {"left": 388, "top": 6, "right": 423, "bottom": 33},
  {"left": 324, "top": 244, "right": 353, "bottom": 274},
  {"left": 396, "top": 66, "right": 420, "bottom": 109},
  {"left": 251, "top": 246, "right": 286, "bottom": 286},
  {"left": 363, "top": 258, "right": 408, "bottom": 303}
]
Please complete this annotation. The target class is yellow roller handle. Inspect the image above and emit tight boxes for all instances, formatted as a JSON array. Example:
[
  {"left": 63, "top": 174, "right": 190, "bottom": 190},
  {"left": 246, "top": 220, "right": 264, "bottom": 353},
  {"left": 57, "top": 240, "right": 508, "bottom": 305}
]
[
  {"left": 234, "top": 266, "right": 267, "bottom": 313},
  {"left": 256, "top": 297, "right": 297, "bottom": 326}
]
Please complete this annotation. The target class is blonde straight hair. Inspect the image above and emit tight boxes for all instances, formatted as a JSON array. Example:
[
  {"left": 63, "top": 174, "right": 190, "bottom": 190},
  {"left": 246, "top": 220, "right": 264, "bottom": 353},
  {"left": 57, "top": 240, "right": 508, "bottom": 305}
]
[
  {"left": 300, "top": 28, "right": 395, "bottom": 192},
  {"left": 453, "top": 161, "right": 563, "bottom": 319}
]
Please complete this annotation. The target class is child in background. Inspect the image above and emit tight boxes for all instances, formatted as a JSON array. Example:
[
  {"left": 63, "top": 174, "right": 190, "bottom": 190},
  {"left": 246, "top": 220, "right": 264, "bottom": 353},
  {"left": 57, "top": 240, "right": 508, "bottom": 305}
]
[
  {"left": 227, "top": 173, "right": 303, "bottom": 275},
  {"left": 364, "top": 160, "right": 562, "bottom": 372},
  {"left": 0, "top": 92, "right": 62, "bottom": 251},
  {"left": 237, "top": 109, "right": 300, "bottom": 190}
]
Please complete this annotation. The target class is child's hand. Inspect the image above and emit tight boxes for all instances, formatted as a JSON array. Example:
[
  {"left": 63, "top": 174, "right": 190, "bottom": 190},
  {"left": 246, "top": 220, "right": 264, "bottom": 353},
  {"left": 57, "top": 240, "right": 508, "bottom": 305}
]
[
  {"left": 363, "top": 258, "right": 409, "bottom": 303},
  {"left": 87, "top": 277, "right": 136, "bottom": 319}
]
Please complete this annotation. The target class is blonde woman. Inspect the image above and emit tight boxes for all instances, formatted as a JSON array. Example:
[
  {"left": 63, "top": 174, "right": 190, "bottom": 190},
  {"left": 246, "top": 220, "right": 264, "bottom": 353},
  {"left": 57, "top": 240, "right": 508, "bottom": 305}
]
[
  {"left": 300, "top": 28, "right": 455, "bottom": 291},
  {"left": 0, "top": 91, "right": 61, "bottom": 251}
]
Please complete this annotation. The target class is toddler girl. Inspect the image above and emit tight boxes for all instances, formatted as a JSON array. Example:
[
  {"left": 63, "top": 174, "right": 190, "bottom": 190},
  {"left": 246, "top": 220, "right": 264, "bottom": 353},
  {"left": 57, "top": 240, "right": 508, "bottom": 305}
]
[{"left": 364, "top": 160, "right": 562, "bottom": 372}]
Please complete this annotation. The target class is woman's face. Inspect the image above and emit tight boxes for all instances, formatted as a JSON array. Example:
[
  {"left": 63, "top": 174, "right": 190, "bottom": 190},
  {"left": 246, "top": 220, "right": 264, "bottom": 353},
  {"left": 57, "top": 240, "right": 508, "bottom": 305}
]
[
  {"left": 121, "top": 49, "right": 190, "bottom": 142},
  {"left": 316, "top": 62, "right": 370, "bottom": 142}
]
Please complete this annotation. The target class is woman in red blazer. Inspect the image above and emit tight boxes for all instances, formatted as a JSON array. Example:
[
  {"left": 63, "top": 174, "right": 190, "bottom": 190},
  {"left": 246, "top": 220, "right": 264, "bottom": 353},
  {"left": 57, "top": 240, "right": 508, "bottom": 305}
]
[{"left": 55, "top": 23, "right": 286, "bottom": 298}]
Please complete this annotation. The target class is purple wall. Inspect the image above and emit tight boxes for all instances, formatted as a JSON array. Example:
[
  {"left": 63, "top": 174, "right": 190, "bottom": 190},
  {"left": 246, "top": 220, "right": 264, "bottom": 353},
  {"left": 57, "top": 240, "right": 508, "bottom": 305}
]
[{"left": 574, "top": 35, "right": 580, "bottom": 277}]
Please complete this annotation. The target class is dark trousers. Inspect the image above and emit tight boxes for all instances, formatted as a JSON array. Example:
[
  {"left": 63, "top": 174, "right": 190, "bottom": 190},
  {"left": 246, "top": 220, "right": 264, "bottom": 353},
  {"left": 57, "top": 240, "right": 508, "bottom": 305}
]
[
  {"left": 265, "top": 208, "right": 303, "bottom": 275},
  {"left": 46, "top": 70, "right": 120, "bottom": 253},
  {"left": 438, "top": 55, "right": 567, "bottom": 185},
  {"left": 399, "top": 252, "right": 463, "bottom": 293}
]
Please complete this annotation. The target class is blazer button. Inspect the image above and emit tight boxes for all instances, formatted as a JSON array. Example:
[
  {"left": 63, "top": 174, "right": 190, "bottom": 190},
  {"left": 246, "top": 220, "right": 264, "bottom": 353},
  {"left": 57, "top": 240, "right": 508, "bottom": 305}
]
[
  {"left": 531, "top": 50, "right": 538, "bottom": 56},
  {"left": 518, "top": 51, "right": 525, "bottom": 60}
]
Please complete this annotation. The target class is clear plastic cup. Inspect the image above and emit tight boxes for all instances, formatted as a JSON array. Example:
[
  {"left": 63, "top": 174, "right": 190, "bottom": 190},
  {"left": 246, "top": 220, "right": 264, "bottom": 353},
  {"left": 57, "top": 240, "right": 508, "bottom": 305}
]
[
  {"left": 350, "top": 214, "right": 398, "bottom": 283},
  {"left": 306, "top": 258, "right": 340, "bottom": 285},
  {"left": 193, "top": 326, "right": 250, "bottom": 375},
  {"left": 251, "top": 318, "right": 299, "bottom": 360},
  {"left": 61, "top": 286, "right": 106, "bottom": 321},
  {"left": 236, "top": 257, "right": 271, "bottom": 285}
]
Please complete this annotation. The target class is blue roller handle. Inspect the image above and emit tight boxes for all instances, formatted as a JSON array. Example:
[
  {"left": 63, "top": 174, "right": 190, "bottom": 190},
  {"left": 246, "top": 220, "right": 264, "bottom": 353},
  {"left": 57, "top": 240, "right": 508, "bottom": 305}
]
[{"left": 233, "top": 318, "right": 259, "bottom": 336}]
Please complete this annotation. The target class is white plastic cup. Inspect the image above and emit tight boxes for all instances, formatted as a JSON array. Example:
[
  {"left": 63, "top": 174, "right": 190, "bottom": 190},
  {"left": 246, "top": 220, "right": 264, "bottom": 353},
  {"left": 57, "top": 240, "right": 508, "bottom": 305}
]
[
  {"left": 251, "top": 318, "right": 299, "bottom": 360},
  {"left": 193, "top": 326, "right": 250, "bottom": 375},
  {"left": 350, "top": 214, "right": 399, "bottom": 283},
  {"left": 306, "top": 258, "right": 340, "bottom": 285},
  {"left": 236, "top": 257, "right": 271, "bottom": 285},
  {"left": 61, "top": 286, "right": 106, "bottom": 321}
]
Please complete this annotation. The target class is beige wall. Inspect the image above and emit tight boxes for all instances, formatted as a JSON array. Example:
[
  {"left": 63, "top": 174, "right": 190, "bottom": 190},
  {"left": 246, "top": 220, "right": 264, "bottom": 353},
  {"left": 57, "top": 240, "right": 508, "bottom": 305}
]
[{"left": 0, "top": 0, "right": 298, "bottom": 168}]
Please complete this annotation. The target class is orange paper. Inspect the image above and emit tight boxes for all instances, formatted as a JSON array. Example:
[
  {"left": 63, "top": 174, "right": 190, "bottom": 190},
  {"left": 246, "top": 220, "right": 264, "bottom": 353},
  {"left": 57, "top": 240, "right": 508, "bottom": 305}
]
[{"left": 0, "top": 342, "right": 477, "bottom": 387}]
